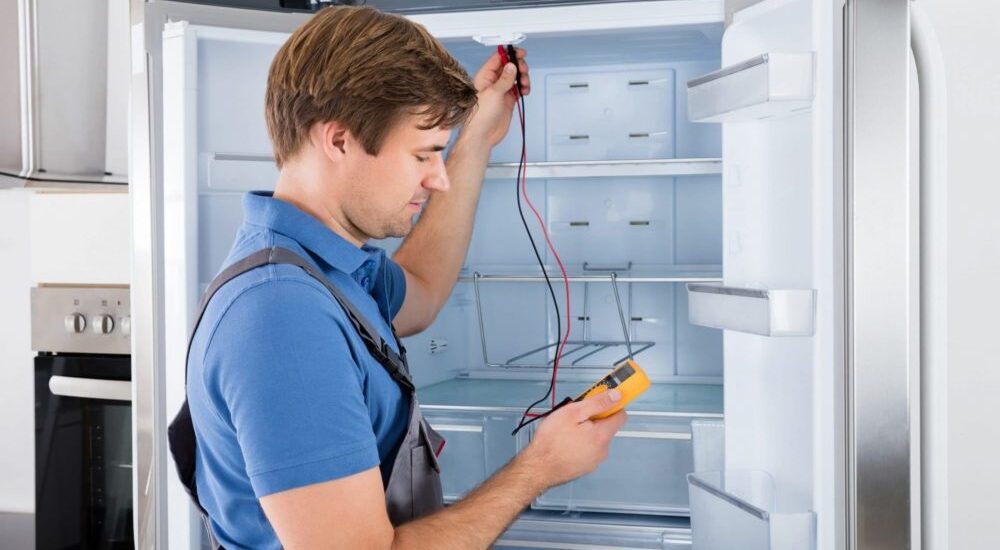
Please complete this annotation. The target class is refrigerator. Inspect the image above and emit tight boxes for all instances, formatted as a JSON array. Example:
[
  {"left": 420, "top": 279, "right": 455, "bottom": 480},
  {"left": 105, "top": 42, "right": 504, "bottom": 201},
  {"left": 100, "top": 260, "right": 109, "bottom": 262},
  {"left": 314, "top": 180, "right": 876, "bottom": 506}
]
[{"left": 128, "top": 0, "right": 951, "bottom": 548}]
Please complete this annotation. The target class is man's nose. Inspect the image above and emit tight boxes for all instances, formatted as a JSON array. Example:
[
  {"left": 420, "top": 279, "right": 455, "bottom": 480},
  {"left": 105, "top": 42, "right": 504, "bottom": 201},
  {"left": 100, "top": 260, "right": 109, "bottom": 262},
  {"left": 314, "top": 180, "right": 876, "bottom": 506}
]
[{"left": 423, "top": 153, "right": 450, "bottom": 192}]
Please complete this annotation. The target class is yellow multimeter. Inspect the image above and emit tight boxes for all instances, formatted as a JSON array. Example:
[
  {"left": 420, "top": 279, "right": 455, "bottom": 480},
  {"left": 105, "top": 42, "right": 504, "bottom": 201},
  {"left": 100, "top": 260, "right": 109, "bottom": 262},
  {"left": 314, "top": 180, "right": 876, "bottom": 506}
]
[{"left": 574, "top": 359, "right": 651, "bottom": 419}]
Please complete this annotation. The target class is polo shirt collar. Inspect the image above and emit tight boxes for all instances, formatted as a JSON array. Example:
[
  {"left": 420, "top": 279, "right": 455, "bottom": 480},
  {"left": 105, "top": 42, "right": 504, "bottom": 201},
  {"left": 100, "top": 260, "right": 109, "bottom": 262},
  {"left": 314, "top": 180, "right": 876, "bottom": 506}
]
[{"left": 244, "top": 191, "right": 375, "bottom": 275}]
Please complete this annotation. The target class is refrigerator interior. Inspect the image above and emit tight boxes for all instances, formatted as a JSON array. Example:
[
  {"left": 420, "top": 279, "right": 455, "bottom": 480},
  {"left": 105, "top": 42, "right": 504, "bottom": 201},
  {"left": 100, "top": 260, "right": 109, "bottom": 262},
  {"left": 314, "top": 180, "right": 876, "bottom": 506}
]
[{"left": 161, "top": 0, "right": 832, "bottom": 546}]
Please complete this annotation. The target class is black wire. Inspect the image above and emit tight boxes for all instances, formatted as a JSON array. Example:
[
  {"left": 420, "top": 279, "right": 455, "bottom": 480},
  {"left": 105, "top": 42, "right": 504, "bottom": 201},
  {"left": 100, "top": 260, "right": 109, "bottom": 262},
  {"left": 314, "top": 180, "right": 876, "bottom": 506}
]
[
  {"left": 512, "top": 397, "right": 574, "bottom": 436},
  {"left": 510, "top": 91, "right": 565, "bottom": 436}
]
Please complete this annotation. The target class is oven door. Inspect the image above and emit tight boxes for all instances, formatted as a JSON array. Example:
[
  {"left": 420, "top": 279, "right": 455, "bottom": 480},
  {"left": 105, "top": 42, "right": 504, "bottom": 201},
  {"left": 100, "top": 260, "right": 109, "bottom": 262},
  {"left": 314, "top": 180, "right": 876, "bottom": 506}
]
[{"left": 35, "top": 354, "right": 133, "bottom": 550}]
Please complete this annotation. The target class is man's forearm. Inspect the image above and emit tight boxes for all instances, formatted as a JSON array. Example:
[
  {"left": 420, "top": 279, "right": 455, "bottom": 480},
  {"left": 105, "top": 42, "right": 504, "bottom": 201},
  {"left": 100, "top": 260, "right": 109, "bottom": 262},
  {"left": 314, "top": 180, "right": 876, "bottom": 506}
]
[
  {"left": 391, "top": 450, "right": 548, "bottom": 550},
  {"left": 392, "top": 132, "right": 491, "bottom": 325}
]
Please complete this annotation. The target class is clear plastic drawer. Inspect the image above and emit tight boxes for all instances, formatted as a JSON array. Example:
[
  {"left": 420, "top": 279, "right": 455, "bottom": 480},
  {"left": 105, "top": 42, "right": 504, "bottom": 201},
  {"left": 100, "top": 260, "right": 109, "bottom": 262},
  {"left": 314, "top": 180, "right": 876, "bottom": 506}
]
[
  {"left": 496, "top": 510, "right": 691, "bottom": 550},
  {"left": 520, "top": 417, "right": 696, "bottom": 515},
  {"left": 423, "top": 411, "right": 518, "bottom": 502}
]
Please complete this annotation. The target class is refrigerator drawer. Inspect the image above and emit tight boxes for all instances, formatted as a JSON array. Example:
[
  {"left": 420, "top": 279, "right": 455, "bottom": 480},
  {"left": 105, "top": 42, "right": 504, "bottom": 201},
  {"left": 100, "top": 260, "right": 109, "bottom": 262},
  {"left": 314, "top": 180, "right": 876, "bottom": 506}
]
[
  {"left": 521, "top": 417, "right": 697, "bottom": 515},
  {"left": 424, "top": 411, "right": 519, "bottom": 502},
  {"left": 496, "top": 510, "right": 691, "bottom": 550}
]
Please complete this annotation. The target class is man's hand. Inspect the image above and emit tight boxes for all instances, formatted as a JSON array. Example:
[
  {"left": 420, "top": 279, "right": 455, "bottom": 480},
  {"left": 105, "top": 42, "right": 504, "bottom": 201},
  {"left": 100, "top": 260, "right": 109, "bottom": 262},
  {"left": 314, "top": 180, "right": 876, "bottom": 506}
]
[
  {"left": 261, "top": 389, "right": 626, "bottom": 550},
  {"left": 521, "top": 389, "right": 628, "bottom": 487},
  {"left": 462, "top": 48, "right": 531, "bottom": 147}
]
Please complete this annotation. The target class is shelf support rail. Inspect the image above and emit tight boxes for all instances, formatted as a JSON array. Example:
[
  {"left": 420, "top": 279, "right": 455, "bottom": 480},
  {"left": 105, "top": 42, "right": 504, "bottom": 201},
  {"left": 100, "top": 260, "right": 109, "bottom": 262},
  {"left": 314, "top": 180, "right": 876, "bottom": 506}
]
[{"left": 472, "top": 271, "right": 650, "bottom": 369}]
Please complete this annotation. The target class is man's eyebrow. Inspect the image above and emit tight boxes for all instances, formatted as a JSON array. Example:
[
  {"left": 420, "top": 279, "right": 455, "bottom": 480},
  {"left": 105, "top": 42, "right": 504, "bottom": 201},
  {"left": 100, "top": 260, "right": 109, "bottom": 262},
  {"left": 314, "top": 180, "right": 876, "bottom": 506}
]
[{"left": 415, "top": 144, "right": 447, "bottom": 152}]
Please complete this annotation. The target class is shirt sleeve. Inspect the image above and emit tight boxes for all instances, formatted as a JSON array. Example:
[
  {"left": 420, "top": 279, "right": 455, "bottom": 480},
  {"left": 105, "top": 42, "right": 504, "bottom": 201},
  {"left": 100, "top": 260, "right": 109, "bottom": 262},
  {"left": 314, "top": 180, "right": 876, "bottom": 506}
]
[
  {"left": 383, "top": 257, "right": 407, "bottom": 320},
  {"left": 202, "top": 277, "right": 380, "bottom": 497}
]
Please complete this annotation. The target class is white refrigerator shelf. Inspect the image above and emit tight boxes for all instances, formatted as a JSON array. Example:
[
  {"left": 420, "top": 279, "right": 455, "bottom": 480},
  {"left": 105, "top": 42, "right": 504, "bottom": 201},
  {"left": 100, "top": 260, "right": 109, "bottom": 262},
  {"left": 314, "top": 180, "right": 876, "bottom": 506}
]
[
  {"left": 687, "top": 283, "right": 816, "bottom": 336},
  {"left": 687, "top": 52, "right": 815, "bottom": 123},
  {"left": 484, "top": 157, "right": 722, "bottom": 180},
  {"left": 418, "top": 378, "right": 723, "bottom": 418}
]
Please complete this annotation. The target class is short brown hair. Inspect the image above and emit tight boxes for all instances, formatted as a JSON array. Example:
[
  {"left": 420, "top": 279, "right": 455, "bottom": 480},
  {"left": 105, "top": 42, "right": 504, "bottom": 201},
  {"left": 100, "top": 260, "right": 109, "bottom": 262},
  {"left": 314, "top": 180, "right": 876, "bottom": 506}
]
[{"left": 265, "top": 6, "right": 478, "bottom": 168}]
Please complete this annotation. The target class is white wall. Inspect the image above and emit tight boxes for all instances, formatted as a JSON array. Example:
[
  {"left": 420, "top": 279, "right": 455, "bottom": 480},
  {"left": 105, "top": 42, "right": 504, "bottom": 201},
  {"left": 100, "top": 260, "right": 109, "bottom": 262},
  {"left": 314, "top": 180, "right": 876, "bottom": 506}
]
[
  {"left": 925, "top": 0, "right": 1000, "bottom": 548},
  {"left": 0, "top": 190, "right": 36, "bottom": 513}
]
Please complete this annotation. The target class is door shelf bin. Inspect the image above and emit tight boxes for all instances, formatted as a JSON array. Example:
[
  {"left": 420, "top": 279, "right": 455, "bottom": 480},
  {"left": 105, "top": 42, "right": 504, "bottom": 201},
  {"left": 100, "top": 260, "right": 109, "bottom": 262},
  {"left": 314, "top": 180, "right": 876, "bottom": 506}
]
[
  {"left": 688, "top": 470, "right": 815, "bottom": 550},
  {"left": 687, "top": 53, "right": 814, "bottom": 123},
  {"left": 687, "top": 283, "right": 815, "bottom": 336}
]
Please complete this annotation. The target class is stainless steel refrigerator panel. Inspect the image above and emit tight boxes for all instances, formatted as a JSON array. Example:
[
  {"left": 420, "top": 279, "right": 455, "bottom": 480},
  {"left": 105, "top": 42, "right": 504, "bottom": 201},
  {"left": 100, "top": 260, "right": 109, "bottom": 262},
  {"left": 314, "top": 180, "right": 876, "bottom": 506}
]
[{"left": 844, "top": 0, "right": 914, "bottom": 547}]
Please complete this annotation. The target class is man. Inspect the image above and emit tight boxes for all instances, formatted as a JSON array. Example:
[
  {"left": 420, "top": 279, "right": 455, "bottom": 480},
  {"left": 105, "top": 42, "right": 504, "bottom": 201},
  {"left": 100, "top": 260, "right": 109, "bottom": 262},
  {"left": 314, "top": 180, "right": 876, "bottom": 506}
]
[{"left": 180, "top": 6, "right": 626, "bottom": 549}]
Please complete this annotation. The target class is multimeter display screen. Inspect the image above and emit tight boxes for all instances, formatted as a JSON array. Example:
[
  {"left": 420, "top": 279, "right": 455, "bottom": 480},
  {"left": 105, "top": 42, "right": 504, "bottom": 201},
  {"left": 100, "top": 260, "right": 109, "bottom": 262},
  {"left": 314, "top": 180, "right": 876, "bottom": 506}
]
[
  {"left": 593, "top": 361, "right": 635, "bottom": 392},
  {"left": 612, "top": 361, "right": 635, "bottom": 383}
]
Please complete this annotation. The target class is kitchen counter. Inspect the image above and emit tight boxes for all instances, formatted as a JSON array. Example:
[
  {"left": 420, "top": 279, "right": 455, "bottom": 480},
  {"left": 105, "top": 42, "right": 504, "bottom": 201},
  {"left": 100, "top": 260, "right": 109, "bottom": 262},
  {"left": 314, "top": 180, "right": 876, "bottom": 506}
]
[{"left": 0, "top": 512, "right": 33, "bottom": 550}]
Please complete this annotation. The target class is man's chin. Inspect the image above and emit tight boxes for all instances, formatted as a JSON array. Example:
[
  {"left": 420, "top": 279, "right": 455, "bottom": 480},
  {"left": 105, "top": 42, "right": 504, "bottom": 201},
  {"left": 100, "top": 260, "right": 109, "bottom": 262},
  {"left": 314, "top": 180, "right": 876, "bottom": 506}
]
[{"left": 379, "top": 221, "right": 414, "bottom": 240}]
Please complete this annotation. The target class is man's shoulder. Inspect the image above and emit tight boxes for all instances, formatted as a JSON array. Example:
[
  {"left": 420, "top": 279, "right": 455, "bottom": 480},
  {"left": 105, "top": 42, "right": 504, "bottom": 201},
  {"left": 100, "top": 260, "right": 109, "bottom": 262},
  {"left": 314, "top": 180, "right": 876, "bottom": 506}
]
[
  {"left": 207, "top": 231, "right": 336, "bottom": 318},
  {"left": 192, "top": 253, "right": 347, "bottom": 361}
]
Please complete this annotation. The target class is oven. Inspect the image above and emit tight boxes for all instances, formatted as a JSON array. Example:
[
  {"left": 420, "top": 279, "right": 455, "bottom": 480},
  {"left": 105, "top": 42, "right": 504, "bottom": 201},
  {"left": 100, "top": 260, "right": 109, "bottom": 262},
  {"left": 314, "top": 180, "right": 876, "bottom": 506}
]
[{"left": 31, "top": 286, "right": 133, "bottom": 550}]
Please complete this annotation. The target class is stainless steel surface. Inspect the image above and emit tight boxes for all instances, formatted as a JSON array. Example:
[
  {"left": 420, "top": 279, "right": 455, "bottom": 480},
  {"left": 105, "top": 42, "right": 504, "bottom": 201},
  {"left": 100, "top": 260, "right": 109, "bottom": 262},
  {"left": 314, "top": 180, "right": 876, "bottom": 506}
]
[
  {"left": 130, "top": 3, "right": 309, "bottom": 547},
  {"left": 130, "top": 1, "right": 161, "bottom": 545},
  {"left": 1, "top": 0, "right": 129, "bottom": 188},
  {"left": 49, "top": 374, "right": 133, "bottom": 402},
  {"left": 845, "top": 0, "right": 913, "bottom": 547},
  {"left": 0, "top": 2, "right": 20, "bottom": 174},
  {"left": 35, "top": 0, "right": 108, "bottom": 176},
  {"left": 31, "top": 286, "right": 130, "bottom": 355}
]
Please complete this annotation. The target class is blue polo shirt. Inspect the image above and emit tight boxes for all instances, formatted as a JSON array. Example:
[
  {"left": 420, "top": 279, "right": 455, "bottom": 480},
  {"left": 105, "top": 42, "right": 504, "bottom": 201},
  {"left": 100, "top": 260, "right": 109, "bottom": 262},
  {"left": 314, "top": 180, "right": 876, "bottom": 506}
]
[{"left": 187, "top": 191, "right": 410, "bottom": 549}]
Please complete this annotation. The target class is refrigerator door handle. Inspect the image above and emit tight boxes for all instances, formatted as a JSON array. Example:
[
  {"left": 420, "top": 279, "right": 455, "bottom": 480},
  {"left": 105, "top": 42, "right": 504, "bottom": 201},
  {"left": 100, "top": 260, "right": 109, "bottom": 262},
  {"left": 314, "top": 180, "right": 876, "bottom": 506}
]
[
  {"left": 845, "top": 0, "right": 913, "bottom": 547},
  {"left": 912, "top": 3, "right": 950, "bottom": 547}
]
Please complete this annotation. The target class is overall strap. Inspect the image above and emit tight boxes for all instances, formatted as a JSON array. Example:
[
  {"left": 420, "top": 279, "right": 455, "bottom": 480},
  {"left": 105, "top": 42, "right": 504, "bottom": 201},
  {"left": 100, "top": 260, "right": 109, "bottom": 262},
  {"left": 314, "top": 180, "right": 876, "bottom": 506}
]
[
  {"left": 169, "top": 246, "right": 414, "bottom": 549},
  {"left": 187, "top": 246, "right": 414, "bottom": 392}
]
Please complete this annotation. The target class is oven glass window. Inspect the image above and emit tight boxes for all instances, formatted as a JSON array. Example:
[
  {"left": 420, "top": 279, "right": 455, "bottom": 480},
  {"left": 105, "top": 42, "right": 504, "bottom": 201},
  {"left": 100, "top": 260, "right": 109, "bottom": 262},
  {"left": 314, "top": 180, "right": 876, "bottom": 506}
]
[{"left": 36, "top": 354, "right": 134, "bottom": 550}]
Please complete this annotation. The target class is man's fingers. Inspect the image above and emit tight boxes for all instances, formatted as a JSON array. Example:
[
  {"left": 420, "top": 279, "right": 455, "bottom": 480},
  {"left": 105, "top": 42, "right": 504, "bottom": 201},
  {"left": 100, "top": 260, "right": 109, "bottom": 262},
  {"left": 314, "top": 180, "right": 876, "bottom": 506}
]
[
  {"left": 517, "top": 58, "right": 531, "bottom": 94},
  {"left": 472, "top": 51, "right": 504, "bottom": 91},
  {"left": 594, "top": 410, "right": 628, "bottom": 437},
  {"left": 493, "top": 62, "right": 518, "bottom": 93},
  {"left": 573, "top": 389, "right": 622, "bottom": 422}
]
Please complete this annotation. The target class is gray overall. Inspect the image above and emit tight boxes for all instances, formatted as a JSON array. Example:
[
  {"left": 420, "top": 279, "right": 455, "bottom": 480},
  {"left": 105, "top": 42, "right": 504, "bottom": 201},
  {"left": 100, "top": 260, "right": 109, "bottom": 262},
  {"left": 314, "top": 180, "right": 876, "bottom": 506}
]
[{"left": 168, "top": 247, "right": 445, "bottom": 548}]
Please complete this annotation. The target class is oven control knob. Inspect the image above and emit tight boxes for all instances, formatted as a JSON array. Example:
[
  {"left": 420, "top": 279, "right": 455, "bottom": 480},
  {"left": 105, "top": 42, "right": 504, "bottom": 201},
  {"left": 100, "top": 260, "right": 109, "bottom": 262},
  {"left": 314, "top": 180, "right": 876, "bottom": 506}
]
[
  {"left": 92, "top": 314, "right": 115, "bottom": 335},
  {"left": 64, "top": 314, "right": 87, "bottom": 334},
  {"left": 120, "top": 316, "right": 131, "bottom": 337}
]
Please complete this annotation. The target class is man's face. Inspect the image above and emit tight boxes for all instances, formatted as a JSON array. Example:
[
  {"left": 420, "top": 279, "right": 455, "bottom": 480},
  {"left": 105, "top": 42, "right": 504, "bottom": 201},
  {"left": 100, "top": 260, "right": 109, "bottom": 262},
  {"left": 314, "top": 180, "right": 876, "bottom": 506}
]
[{"left": 340, "top": 115, "right": 452, "bottom": 241}]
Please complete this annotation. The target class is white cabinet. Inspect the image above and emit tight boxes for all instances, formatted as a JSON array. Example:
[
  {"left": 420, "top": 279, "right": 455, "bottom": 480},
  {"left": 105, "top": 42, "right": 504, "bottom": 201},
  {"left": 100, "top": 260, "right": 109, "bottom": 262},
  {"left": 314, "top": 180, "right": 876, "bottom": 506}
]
[{"left": 29, "top": 192, "right": 130, "bottom": 285}]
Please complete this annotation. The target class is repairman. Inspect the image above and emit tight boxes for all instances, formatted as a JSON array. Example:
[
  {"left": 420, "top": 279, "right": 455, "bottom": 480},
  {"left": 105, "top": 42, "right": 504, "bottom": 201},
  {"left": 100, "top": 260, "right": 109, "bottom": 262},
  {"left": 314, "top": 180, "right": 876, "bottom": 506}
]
[{"left": 169, "top": 6, "right": 627, "bottom": 549}]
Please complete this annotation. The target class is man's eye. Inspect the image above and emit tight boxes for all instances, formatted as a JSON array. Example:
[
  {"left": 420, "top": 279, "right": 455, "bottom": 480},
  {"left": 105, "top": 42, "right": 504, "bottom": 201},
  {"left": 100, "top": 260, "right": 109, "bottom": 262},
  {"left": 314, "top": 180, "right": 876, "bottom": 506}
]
[{"left": 415, "top": 155, "right": 429, "bottom": 162}]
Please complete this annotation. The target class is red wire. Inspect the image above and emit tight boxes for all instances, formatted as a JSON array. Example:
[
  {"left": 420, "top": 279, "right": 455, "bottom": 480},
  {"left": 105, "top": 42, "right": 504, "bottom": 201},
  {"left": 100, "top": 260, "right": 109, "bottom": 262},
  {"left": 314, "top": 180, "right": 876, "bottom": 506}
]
[{"left": 514, "top": 98, "right": 572, "bottom": 409}]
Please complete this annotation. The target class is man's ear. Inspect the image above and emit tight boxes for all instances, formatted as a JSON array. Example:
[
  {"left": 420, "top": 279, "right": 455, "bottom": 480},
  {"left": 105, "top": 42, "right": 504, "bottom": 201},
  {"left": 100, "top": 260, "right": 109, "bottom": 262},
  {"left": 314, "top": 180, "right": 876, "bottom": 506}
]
[{"left": 311, "top": 120, "right": 349, "bottom": 162}]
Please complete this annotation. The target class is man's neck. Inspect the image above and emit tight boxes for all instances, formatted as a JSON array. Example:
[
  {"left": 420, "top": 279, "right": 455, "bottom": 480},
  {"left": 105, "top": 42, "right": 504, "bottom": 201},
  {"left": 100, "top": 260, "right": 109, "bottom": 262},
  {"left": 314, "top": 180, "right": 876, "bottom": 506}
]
[{"left": 273, "top": 169, "right": 368, "bottom": 248}]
